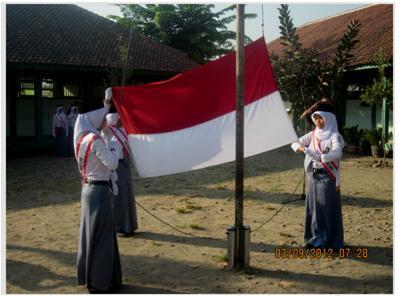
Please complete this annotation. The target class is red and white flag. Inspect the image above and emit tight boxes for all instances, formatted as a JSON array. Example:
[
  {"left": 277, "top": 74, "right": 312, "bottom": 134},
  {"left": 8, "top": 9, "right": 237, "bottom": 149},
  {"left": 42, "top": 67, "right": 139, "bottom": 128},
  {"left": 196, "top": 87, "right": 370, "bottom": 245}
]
[{"left": 113, "top": 38, "right": 297, "bottom": 177}]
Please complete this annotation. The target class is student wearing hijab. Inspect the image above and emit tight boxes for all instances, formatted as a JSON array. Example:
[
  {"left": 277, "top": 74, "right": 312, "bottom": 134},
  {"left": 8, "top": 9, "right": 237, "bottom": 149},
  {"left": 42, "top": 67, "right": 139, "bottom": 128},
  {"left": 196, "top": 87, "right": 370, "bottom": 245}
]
[
  {"left": 105, "top": 110, "right": 138, "bottom": 236},
  {"left": 291, "top": 101, "right": 345, "bottom": 250},
  {"left": 67, "top": 104, "right": 79, "bottom": 156},
  {"left": 75, "top": 87, "right": 123, "bottom": 293},
  {"left": 52, "top": 104, "right": 69, "bottom": 157}
]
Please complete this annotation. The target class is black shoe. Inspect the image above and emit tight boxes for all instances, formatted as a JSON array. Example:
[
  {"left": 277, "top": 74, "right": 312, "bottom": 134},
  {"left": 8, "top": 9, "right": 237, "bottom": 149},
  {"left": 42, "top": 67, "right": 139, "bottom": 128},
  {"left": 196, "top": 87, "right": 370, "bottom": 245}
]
[
  {"left": 119, "top": 230, "right": 137, "bottom": 237},
  {"left": 89, "top": 288, "right": 111, "bottom": 294},
  {"left": 88, "top": 285, "right": 121, "bottom": 294},
  {"left": 304, "top": 243, "right": 314, "bottom": 249}
]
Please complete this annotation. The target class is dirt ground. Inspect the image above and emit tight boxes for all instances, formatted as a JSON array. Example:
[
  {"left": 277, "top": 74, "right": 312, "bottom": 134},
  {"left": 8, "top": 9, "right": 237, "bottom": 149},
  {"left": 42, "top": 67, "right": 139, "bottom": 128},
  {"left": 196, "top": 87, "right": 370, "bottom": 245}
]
[{"left": 6, "top": 146, "right": 393, "bottom": 294}]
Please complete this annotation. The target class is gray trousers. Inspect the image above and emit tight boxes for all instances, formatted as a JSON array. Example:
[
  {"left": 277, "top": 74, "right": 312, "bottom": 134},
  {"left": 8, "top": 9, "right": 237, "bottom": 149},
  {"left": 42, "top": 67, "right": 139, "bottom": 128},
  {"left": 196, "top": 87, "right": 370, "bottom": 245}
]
[
  {"left": 304, "top": 171, "right": 344, "bottom": 249},
  {"left": 112, "top": 157, "right": 138, "bottom": 234},
  {"left": 77, "top": 183, "right": 122, "bottom": 291}
]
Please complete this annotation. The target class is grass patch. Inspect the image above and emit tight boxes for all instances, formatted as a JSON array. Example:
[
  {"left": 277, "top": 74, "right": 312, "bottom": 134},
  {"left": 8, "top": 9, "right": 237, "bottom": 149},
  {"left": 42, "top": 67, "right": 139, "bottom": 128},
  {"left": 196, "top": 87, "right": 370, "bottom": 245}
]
[
  {"left": 176, "top": 208, "right": 192, "bottom": 214},
  {"left": 266, "top": 206, "right": 278, "bottom": 211},
  {"left": 215, "top": 253, "right": 228, "bottom": 263},
  {"left": 186, "top": 203, "right": 203, "bottom": 210},
  {"left": 189, "top": 224, "right": 205, "bottom": 230},
  {"left": 176, "top": 203, "right": 203, "bottom": 214},
  {"left": 279, "top": 232, "right": 294, "bottom": 238}
]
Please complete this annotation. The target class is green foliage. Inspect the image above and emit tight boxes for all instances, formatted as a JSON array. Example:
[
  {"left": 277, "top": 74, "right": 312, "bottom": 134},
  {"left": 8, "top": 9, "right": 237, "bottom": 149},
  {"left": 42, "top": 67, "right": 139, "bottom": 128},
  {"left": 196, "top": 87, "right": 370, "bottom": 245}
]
[
  {"left": 332, "top": 20, "right": 361, "bottom": 73},
  {"left": 278, "top": 4, "right": 301, "bottom": 53},
  {"left": 109, "top": 4, "right": 256, "bottom": 63},
  {"left": 363, "top": 128, "right": 383, "bottom": 146},
  {"left": 105, "top": 33, "right": 135, "bottom": 86},
  {"left": 360, "top": 48, "right": 393, "bottom": 107},
  {"left": 271, "top": 4, "right": 361, "bottom": 118},
  {"left": 342, "top": 125, "right": 362, "bottom": 146},
  {"left": 215, "top": 253, "right": 228, "bottom": 263}
]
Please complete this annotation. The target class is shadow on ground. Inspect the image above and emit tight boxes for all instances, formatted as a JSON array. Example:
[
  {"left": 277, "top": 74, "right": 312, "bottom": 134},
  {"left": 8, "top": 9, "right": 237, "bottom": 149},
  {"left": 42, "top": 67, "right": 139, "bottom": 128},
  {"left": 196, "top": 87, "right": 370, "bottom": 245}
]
[{"left": 6, "top": 243, "right": 392, "bottom": 294}]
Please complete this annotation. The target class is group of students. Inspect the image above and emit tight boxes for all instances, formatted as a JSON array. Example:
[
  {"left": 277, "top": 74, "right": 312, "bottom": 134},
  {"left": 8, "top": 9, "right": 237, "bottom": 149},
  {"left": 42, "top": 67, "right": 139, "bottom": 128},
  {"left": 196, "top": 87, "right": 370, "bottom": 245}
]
[
  {"left": 73, "top": 87, "right": 137, "bottom": 293},
  {"left": 52, "top": 104, "right": 79, "bottom": 157},
  {"left": 72, "top": 88, "right": 345, "bottom": 293}
]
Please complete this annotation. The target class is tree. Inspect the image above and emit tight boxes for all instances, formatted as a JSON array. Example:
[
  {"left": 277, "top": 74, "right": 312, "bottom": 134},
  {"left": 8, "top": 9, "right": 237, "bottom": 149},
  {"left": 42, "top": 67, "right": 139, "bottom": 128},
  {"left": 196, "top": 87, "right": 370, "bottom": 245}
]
[
  {"left": 270, "top": 4, "right": 360, "bottom": 125},
  {"left": 360, "top": 48, "right": 393, "bottom": 107},
  {"left": 108, "top": 4, "right": 256, "bottom": 64},
  {"left": 360, "top": 48, "right": 393, "bottom": 156}
]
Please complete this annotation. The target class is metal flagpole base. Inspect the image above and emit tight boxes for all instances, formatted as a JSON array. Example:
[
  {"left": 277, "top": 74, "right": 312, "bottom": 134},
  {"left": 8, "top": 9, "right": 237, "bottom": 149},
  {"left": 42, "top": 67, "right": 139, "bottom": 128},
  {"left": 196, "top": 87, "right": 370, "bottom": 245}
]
[{"left": 227, "top": 224, "right": 250, "bottom": 270}]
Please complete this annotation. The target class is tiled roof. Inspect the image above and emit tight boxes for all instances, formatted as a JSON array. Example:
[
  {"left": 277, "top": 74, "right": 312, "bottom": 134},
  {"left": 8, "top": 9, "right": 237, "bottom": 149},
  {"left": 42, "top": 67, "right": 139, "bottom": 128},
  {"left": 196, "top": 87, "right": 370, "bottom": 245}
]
[
  {"left": 268, "top": 4, "right": 393, "bottom": 67},
  {"left": 6, "top": 4, "right": 198, "bottom": 72}
]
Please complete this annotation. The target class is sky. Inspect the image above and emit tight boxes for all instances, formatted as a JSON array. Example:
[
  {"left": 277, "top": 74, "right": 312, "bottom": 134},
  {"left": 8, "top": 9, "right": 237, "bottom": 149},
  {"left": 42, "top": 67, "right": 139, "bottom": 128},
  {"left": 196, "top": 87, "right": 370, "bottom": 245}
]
[{"left": 76, "top": 2, "right": 366, "bottom": 42}]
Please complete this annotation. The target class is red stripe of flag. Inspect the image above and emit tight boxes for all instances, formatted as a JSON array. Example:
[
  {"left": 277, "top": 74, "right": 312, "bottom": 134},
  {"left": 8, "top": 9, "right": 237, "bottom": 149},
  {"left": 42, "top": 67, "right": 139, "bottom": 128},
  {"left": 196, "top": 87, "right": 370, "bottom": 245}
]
[{"left": 113, "top": 38, "right": 278, "bottom": 135}]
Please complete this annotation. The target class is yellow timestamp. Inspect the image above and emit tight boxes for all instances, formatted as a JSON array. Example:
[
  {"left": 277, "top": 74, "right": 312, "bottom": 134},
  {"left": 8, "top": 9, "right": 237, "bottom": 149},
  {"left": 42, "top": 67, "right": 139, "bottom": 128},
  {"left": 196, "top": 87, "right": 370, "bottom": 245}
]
[{"left": 274, "top": 247, "right": 368, "bottom": 259}]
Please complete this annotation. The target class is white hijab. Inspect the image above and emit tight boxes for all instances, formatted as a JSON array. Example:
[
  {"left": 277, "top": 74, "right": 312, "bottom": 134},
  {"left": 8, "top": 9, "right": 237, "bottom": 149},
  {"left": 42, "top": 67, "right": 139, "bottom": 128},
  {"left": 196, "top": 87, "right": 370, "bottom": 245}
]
[
  {"left": 69, "top": 106, "right": 78, "bottom": 116},
  {"left": 56, "top": 106, "right": 65, "bottom": 114},
  {"left": 73, "top": 107, "right": 108, "bottom": 152},
  {"left": 311, "top": 111, "right": 339, "bottom": 141}
]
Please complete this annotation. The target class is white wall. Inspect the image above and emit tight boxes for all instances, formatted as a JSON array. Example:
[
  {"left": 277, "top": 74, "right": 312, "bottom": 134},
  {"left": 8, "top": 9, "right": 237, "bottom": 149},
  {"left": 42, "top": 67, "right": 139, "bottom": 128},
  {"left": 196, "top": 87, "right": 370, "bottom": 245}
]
[
  {"left": 345, "top": 99, "right": 393, "bottom": 133},
  {"left": 345, "top": 99, "right": 372, "bottom": 129}
]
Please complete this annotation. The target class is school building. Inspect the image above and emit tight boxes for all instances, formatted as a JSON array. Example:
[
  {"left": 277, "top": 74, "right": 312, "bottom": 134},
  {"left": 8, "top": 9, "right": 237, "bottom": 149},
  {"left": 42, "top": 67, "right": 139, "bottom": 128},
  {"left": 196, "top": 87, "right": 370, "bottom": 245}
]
[
  {"left": 6, "top": 4, "right": 198, "bottom": 155},
  {"left": 7, "top": 4, "right": 393, "bottom": 156},
  {"left": 267, "top": 4, "right": 393, "bottom": 132}
]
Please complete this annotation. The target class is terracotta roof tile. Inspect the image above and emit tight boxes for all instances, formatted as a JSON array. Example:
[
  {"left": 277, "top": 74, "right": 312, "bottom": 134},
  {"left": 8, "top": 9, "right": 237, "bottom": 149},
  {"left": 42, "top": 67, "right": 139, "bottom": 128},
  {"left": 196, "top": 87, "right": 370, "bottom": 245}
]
[
  {"left": 6, "top": 4, "right": 198, "bottom": 72},
  {"left": 268, "top": 4, "right": 392, "bottom": 67}
]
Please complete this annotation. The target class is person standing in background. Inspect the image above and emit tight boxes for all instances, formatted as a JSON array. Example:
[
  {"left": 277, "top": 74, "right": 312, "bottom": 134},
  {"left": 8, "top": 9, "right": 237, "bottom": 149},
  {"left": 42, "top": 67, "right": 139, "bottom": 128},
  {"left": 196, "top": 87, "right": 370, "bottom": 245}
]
[
  {"left": 67, "top": 103, "right": 79, "bottom": 156},
  {"left": 105, "top": 108, "right": 138, "bottom": 236},
  {"left": 52, "top": 104, "right": 69, "bottom": 157}
]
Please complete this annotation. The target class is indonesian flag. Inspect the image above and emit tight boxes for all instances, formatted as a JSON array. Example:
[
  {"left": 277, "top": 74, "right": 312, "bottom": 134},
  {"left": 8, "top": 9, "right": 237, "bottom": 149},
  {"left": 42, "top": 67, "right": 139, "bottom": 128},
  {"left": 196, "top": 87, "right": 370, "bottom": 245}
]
[{"left": 113, "top": 37, "right": 297, "bottom": 177}]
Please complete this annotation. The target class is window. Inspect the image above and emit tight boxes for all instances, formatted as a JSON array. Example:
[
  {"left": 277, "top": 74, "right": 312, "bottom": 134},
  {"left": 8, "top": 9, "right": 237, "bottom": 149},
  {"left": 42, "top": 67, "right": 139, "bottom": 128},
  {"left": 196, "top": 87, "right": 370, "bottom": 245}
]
[
  {"left": 63, "top": 84, "right": 79, "bottom": 97},
  {"left": 18, "top": 81, "right": 35, "bottom": 97},
  {"left": 42, "top": 79, "right": 55, "bottom": 98},
  {"left": 347, "top": 84, "right": 360, "bottom": 92}
]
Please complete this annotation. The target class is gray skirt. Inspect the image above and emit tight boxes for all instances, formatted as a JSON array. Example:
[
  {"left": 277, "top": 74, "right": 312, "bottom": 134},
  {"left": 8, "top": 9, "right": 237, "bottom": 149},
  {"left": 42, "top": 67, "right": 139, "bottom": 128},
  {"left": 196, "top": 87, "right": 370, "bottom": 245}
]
[
  {"left": 77, "top": 183, "right": 122, "bottom": 291},
  {"left": 55, "top": 127, "right": 68, "bottom": 157},
  {"left": 304, "top": 171, "right": 344, "bottom": 249},
  {"left": 68, "top": 126, "right": 74, "bottom": 157},
  {"left": 112, "top": 157, "right": 138, "bottom": 234}
]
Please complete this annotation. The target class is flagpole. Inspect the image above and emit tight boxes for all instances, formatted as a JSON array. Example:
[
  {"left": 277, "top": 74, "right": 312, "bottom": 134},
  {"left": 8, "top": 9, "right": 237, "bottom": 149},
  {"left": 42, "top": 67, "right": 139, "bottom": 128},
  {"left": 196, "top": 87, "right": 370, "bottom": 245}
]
[{"left": 234, "top": 3, "right": 246, "bottom": 269}]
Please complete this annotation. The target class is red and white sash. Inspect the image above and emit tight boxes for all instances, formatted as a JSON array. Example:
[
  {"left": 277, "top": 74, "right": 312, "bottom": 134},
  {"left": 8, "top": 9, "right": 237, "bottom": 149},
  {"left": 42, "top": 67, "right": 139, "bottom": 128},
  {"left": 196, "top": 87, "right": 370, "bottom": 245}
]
[
  {"left": 75, "top": 132, "right": 100, "bottom": 184},
  {"left": 312, "top": 130, "right": 340, "bottom": 185},
  {"left": 108, "top": 125, "right": 129, "bottom": 157},
  {"left": 55, "top": 113, "right": 67, "bottom": 130}
]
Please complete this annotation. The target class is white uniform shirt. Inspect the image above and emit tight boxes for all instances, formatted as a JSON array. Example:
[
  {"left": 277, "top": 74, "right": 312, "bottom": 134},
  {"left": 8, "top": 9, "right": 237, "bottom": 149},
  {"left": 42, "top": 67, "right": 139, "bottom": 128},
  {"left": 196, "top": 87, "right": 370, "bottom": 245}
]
[
  {"left": 103, "top": 126, "right": 130, "bottom": 160},
  {"left": 78, "top": 133, "right": 121, "bottom": 181},
  {"left": 53, "top": 113, "right": 69, "bottom": 137},
  {"left": 291, "top": 131, "right": 344, "bottom": 173}
]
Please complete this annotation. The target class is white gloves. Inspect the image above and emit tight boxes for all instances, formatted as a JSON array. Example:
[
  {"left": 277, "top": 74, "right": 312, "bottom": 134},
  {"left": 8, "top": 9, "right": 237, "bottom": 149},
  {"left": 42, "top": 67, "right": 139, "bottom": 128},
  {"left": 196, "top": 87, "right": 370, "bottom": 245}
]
[{"left": 105, "top": 87, "right": 113, "bottom": 100}]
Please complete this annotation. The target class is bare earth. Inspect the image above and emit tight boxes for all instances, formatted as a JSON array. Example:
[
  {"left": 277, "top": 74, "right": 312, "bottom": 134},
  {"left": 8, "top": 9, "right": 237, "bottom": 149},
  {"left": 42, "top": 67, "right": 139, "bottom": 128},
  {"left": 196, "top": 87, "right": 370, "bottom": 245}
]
[{"left": 6, "top": 146, "right": 393, "bottom": 294}]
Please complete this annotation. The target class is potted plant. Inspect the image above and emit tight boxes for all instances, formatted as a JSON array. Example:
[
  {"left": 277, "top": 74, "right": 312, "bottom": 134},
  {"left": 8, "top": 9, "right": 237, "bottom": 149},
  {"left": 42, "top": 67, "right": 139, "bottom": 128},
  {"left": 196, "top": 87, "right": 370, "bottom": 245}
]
[
  {"left": 343, "top": 125, "right": 362, "bottom": 153},
  {"left": 384, "top": 131, "right": 393, "bottom": 158},
  {"left": 363, "top": 128, "right": 383, "bottom": 157}
]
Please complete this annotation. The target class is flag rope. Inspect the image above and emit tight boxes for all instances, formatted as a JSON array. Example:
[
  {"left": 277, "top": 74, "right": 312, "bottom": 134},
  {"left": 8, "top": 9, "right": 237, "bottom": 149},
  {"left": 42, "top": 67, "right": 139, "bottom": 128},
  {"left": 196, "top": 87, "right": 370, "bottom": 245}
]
[
  {"left": 261, "top": 4, "right": 264, "bottom": 37},
  {"left": 134, "top": 168, "right": 304, "bottom": 240}
]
